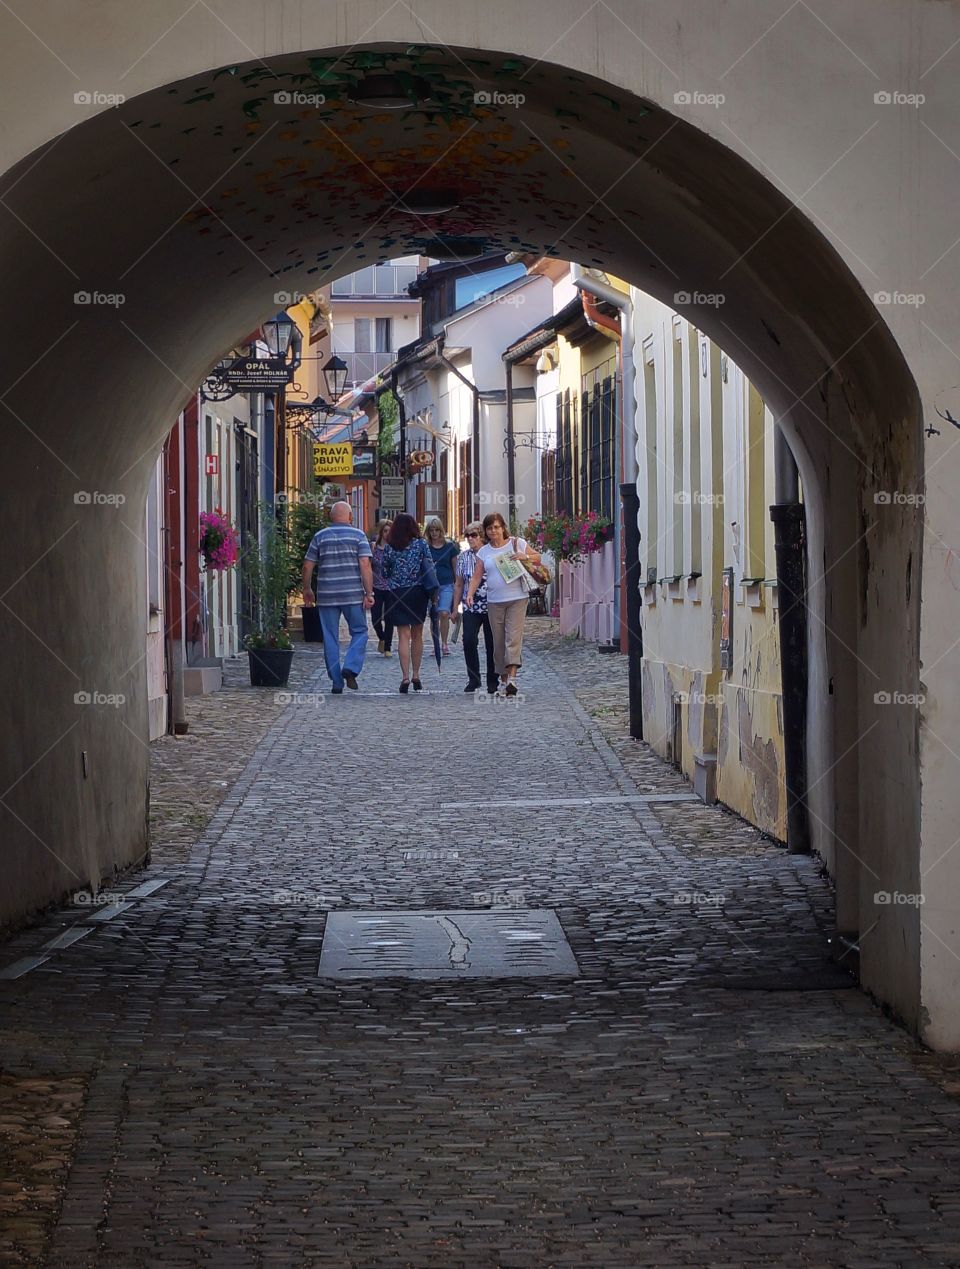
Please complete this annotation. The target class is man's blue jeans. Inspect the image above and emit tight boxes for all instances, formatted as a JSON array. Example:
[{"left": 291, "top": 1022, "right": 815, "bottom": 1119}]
[{"left": 317, "top": 604, "right": 369, "bottom": 688}]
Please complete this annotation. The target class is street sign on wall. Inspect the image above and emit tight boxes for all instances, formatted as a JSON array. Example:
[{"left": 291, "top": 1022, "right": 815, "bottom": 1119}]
[
  {"left": 314, "top": 442, "right": 354, "bottom": 477},
  {"left": 379, "top": 476, "right": 405, "bottom": 509}
]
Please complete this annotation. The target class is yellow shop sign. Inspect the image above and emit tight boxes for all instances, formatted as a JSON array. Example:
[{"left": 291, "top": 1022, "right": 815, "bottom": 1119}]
[{"left": 313, "top": 442, "right": 353, "bottom": 477}]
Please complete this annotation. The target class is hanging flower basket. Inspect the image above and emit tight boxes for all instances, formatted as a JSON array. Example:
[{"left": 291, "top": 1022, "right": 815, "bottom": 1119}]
[
  {"left": 200, "top": 508, "right": 240, "bottom": 572},
  {"left": 524, "top": 510, "right": 613, "bottom": 566}
]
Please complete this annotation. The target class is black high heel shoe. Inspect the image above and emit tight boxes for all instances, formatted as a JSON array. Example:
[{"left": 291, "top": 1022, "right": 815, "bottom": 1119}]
[
  {"left": 399, "top": 680, "right": 410, "bottom": 694},
  {"left": 412, "top": 678, "right": 423, "bottom": 691}
]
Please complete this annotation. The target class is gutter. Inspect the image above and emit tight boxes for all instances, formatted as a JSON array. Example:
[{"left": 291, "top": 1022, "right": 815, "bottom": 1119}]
[{"left": 770, "top": 427, "right": 810, "bottom": 854}]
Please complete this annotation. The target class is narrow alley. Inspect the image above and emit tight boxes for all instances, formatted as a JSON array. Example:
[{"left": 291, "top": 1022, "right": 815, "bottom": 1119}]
[{"left": 3, "top": 626, "right": 959, "bottom": 1267}]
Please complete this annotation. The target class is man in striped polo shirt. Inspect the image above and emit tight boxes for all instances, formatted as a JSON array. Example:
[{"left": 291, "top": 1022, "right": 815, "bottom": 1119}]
[{"left": 302, "top": 502, "right": 374, "bottom": 694}]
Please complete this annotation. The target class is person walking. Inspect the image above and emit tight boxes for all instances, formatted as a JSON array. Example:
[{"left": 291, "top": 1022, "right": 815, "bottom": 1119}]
[
  {"left": 301, "top": 501, "right": 374, "bottom": 694},
  {"left": 452, "top": 521, "right": 498, "bottom": 694},
  {"left": 381, "top": 513, "right": 439, "bottom": 693},
  {"left": 465, "top": 511, "right": 542, "bottom": 696},
  {"left": 370, "top": 519, "right": 395, "bottom": 657},
  {"left": 424, "top": 518, "right": 459, "bottom": 654}
]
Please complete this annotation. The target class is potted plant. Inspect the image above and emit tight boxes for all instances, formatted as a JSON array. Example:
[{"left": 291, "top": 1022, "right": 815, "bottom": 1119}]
[{"left": 242, "top": 508, "right": 297, "bottom": 688}]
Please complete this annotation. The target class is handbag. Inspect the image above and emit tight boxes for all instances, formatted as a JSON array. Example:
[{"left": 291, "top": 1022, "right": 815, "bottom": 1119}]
[
  {"left": 512, "top": 538, "right": 553, "bottom": 589},
  {"left": 419, "top": 539, "right": 439, "bottom": 594}
]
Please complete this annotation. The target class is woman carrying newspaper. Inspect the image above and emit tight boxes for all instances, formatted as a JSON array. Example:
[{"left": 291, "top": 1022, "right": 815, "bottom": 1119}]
[{"left": 465, "top": 512, "right": 542, "bottom": 697}]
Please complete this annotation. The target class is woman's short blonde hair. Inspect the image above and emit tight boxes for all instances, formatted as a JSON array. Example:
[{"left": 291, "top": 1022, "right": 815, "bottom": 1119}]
[
  {"left": 465, "top": 520, "right": 483, "bottom": 537},
  {"left": 424, "top": 517, "right": 446, "bottom": 540}
]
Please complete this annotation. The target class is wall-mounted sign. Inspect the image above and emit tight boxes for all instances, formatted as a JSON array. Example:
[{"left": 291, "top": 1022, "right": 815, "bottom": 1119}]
[
  {"left": 314, "top": 443, "right": 354, "bottom": 478},
  {"left": 720, "top": 566, "right": 734, "bottom": 670},
  {"left": 352, "top": 447, "right": 376, "bottom": 479},
  {"left": 204, "top": 454, "right": 219, "bottom": 476},
  {"left": 379, "top": 476, "right": 406, "bottom": 510}
]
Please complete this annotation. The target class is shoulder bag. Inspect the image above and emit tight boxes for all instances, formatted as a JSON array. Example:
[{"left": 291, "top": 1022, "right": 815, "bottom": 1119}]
[
  {"left": 512, "top": 537, "right": 553, "bottom": 589},
  {"left": 419, "top": 539, "right": 439, "bottom": 593}
]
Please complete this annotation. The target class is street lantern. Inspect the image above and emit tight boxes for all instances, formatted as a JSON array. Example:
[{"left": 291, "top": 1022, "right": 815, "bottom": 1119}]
[
  {"left": 322, "top": 355, "right": 349, "bottom": 403},
  {"left": 261, "top": 312, "right": 297, "bottom": 358}
]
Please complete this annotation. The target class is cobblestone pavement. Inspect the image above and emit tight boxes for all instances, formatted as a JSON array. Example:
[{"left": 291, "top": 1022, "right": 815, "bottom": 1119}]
[{"left": 3, "top": 620, "right": 960, "bottom": 1266}]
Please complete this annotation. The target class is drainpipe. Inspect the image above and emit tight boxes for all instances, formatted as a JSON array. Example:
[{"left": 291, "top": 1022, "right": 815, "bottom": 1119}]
[
  {"left": 571, "top": 266, "right": 642, "bottom": 724},
  {"left": 391, "top": 369, "right": 408, "bottom": 511},
  {"left": 504, "top": 359, "right": 516, "bottom": 513},
  {"left": 770, "top": 425, "right": 810, "bottom": 854},
  {"left": 440, "top": 354, "right": 480, "bottom": 521}
]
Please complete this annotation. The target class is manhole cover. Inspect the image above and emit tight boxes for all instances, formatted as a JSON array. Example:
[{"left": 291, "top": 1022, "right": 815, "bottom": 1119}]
[{"left": 318, "top": 909, "right": 579, "bottom": 979}]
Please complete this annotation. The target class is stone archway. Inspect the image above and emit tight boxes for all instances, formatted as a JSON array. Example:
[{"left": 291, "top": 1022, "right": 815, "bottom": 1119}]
[{"left": 0, "top": 30, "right": 933, "bottom": 1038}]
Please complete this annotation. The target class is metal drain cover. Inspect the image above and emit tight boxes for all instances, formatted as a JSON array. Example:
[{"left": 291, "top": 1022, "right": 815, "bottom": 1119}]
[{"left": 318, "top": 909, "right": 579, "bottom": 979}]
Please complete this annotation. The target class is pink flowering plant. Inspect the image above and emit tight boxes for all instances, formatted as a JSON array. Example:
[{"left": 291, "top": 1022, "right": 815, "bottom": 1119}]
[
  {"left": 200, "top": 508, "right": 240, "bottom": 572},
  {"left": 524, "top": 510, "right": 613, "bottom": 566}
]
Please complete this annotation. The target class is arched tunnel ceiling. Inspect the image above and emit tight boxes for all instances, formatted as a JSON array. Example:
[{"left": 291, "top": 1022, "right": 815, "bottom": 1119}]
[{"left": 0, "top": 43, "right": 914, "bottom": 478}]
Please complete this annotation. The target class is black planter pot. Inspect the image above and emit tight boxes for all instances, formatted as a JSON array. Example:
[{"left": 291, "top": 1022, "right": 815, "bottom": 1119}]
[{"left": 248, "top": 647, "right": 294, "bottom": 688}]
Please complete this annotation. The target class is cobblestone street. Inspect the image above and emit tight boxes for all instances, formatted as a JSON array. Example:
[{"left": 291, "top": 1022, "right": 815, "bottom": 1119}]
[{"left": 3, "top": 622, "right": 960, "bottom": 1266}]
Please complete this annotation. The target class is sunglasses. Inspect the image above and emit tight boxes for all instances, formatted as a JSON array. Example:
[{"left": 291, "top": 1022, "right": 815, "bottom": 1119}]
[{"left": 466, "top": 531, "right": 481, "bottom": 537}]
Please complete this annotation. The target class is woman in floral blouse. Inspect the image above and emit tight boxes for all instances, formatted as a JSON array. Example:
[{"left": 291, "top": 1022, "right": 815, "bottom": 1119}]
[
  {"left": 381, "top": 513, "right": 439, "bottom": 693},
  {"left": 451, "top": 522, "right": 498, "bottom": 694}
]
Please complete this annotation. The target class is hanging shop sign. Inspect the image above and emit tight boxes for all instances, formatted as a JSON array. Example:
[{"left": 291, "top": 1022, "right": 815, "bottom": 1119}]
[
  {"left": 220, "top": 356, "right": 292, "bottom": 390},
  {"left": 406, "top": 448, "right": 434, "bottom": 473},
  {"left": 351, "top": 447, "right": 376, "bottom": 479},
  {"left": 204, "top": 454, "right": 219, "bottom": 476},
  {"left": 314, "top": 442, "right": 354, "bottom": 477}
]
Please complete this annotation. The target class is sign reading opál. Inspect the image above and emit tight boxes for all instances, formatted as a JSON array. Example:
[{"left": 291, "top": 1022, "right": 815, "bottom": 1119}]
[{"left": 313, "top": 443, "right": 353, "bottom": 477}]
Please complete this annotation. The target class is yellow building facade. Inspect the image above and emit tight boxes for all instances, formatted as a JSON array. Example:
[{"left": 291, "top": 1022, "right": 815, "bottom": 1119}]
[{"left": 633, "top": 292, "right": 788, "bottom": 842}]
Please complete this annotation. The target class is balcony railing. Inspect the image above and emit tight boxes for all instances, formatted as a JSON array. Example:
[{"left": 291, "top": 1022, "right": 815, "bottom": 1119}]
[
  {"left": 331, "top": 264, "right": 419, "bottom": 299},
  {"left": 340, "top": 350, "right": 396, "bottom": 386}
]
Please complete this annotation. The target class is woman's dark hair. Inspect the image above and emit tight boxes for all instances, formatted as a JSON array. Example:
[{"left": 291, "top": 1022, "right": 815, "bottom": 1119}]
[
  {"left": 387, "top": 513, "right": 421, "bottom": 550},
  {"left": 482, "top": 512, "right": 509, "bottom": 537}
]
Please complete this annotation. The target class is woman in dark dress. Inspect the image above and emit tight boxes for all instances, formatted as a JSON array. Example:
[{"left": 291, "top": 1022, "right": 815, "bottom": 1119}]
[
  {"left": 369, "top": 519, "right": 395, "bottom": 657},
  {"left": 381, "top": 514, "right": 439, "bottom": 693}
]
